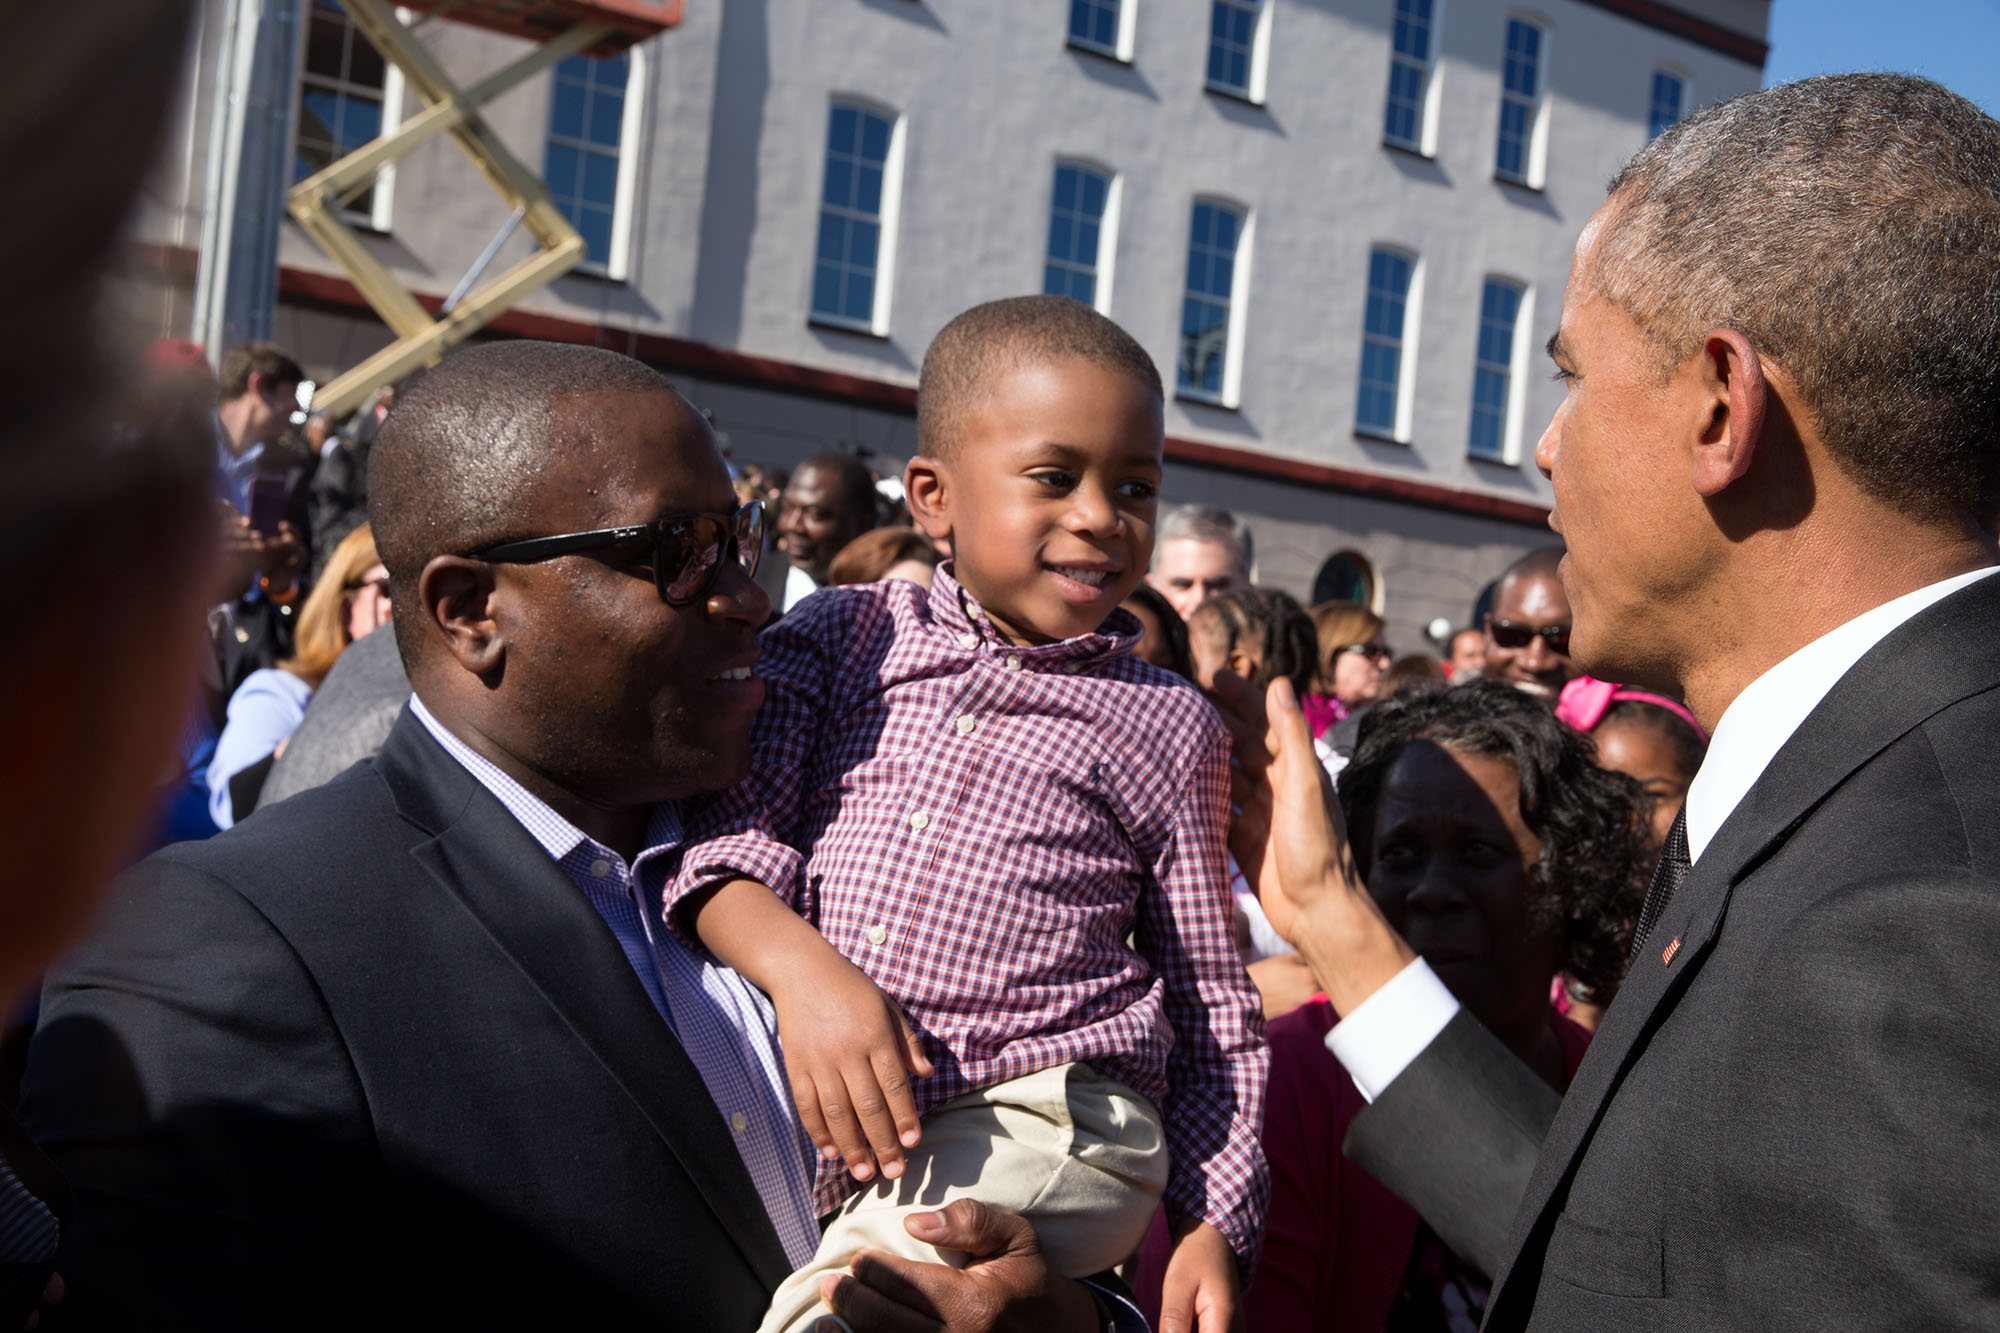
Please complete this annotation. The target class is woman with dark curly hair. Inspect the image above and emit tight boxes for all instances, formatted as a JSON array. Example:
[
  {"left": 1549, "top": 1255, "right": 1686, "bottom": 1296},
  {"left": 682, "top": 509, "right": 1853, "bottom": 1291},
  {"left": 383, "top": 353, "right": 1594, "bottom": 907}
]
[
  {"left": 1246, "top": 679, "right": 1652, "bottom": 1333},
  {"left": 1185, "top": 586, "right": 1318, "bottom": 700}
]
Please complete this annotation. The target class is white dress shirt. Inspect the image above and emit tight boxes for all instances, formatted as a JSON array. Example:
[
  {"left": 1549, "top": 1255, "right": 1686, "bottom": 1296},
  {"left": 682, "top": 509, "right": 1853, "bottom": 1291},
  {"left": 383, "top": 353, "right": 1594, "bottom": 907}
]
[
  {"left": 782, "top": 562, "right": 820, "bottom": 613},
  {"left": 1326, "top": 565, "right": 1999, "bottom": 1101}
]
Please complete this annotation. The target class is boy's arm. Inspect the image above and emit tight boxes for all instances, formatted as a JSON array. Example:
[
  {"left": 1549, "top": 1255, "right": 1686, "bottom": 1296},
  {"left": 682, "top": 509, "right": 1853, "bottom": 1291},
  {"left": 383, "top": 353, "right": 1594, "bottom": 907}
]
[
  {"left": 668, "top": 590, "right": 881, "bottom": 930},
  {"left": 669, "top": 589, "right": 932, "bottom": 1179},
  {"left": 1133, "top": 712, "right": 1272, "bottom": 1276},
  {"left": 685, "top": 877, "right": 932, "bottom": 1182}
]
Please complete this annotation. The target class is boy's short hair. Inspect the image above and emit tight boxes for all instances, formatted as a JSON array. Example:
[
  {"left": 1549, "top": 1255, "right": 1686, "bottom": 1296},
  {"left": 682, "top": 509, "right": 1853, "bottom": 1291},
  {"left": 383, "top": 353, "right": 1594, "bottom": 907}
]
[{"left": 916, "top": 295, "right": 1163, "bottom": 460}]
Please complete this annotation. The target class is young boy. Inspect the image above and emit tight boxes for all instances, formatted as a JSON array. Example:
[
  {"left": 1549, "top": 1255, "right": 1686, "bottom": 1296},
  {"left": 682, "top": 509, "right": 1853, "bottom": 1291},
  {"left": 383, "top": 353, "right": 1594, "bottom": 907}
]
[{"left": 671, "top": 296, "right": 1267, "bottom": 1333}]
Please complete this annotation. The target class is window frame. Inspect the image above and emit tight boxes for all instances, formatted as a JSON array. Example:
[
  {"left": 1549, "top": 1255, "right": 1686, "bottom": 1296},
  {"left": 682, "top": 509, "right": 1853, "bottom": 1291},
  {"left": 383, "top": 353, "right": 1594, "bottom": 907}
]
[
  {"left": 293, "top": 0, "right": 408, "bottom": 233},
  {"left": 1066, "top": 0, "right": 1136, "bottom": 62},
  {"left": 543, "top": 45, "right": 647, "bottom": 282},
  {"left": 1648, "top": 66, "right": 1689, "bottom": 140},
  {"left": 1354, "top": 244, "right": 1423, "bottom": 444},
  {"left": 1467, "top": 276, "right": 1532, "bottom": 464},
  {"left": 1204, "top": 0, "right": 1273, "bottom": 105},
  {"left": 808, "top": 97, "right": 906, "bottom": 337},
  {"left": 1042, "top": 159, "right": 1121, "bottom": 315},
  {"left": 1176, "top": 196, "right": 1254, "bottom": 410},
  {"left": 1493, "top": 13, "right": 1551, "bottom": 189},
  {"left": 1382, "top": 0, "right": 1445, "bottom": 157}
]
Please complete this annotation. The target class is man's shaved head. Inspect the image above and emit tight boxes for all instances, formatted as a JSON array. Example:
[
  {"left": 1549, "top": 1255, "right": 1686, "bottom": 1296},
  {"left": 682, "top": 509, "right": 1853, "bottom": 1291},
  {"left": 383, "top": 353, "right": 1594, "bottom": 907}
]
[
  {"left": 1497, "top": 545, "right": 1565, "bottom": 590},
  {"left": 917, "top": 295, "right": 1161, "bottom": 461},
  {"left": 369, "top": 340, "right": 681, "bottom": 666}
]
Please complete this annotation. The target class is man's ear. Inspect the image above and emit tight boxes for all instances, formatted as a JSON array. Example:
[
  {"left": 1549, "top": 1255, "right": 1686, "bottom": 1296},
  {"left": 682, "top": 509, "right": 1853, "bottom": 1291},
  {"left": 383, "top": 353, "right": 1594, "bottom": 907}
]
[
  {"left": 419, "top": 556, "right": 505, "bottom": 677},
  {"left": 1689, "top": 328, "right": 1766, "bottom": 498},
  {"left": 904, "top": 455, "right": 953, "bottom": 543}
]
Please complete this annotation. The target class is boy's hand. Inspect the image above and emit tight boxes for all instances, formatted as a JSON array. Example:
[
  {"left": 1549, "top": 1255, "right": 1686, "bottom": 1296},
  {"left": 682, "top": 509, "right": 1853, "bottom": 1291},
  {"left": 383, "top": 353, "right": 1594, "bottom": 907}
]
[
  {"left": 773, "top": 947, "right": 934, "bottom": 1183},
  {"left": 1157, "top": 1217, "right": 1243, "bottom": 1333}
]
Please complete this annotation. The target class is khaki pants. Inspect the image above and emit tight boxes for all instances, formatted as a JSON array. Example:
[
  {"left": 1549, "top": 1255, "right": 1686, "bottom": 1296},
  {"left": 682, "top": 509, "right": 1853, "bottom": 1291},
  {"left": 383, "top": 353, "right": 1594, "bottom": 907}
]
[{"left": 757, "top": 1062, "right": 1168, "bottom": 1333}]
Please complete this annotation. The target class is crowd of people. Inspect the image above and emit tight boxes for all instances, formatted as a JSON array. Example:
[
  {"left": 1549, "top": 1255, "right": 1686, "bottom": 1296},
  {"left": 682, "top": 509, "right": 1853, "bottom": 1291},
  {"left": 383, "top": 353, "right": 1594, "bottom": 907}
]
[{"left": 2, "top": 59, "right": 1997, "bottom": 1333}]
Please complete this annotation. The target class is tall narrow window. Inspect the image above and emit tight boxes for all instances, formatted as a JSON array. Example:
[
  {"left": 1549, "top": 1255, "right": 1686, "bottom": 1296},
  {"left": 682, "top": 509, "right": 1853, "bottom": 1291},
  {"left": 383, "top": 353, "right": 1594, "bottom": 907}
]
[
  {"left": 1383, "top": 0, "right": 1437, "bottom": 152},
  {"left": 296, "top": 0, "right": 399, "bottom": 227},
  {"left": 1356, "top": 248, "right": 1415, "bottom": 439},
  {"left": 544, "top": 50, "right": 635, "bottom": 277},
  {"left": 1179, "top": 199, "right": 1248, "bottom": 404},
  {"left": 1206, "top": 0, "right": 1268, "bottom": 102},
  {"left": 1648, "top": 70, "right": 1687, "bottom": 139},
  {"left": 812, "top": 102, "right": 900, "bottom": 332},
  {"left": 1068, "top": 0, "right": 1131, "bottom": 59},
  {"left": 1494, "top": 17, "right": 1546, "bottom": 185},
  {"left": 1044, "top": 163, "right": 1115, "bottom": 311},
  {"left": 1469, "top": 279, "right": 1524, "bottom": 460}
]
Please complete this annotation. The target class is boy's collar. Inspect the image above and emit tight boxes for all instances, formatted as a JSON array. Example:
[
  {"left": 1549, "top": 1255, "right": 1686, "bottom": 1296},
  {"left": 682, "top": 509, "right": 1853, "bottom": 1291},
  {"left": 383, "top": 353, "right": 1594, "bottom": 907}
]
[{"left": 926, "top": 563, "right": 1141, "bottom": 669}]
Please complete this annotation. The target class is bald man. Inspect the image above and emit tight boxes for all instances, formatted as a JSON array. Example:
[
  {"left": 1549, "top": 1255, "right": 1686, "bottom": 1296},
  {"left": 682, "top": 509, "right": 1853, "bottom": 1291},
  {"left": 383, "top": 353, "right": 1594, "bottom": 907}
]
[
  {"left": 21, "top": 343, "right": 1135, "bottom": 1332},
  {"left": 1481, "top": 547, "right": 1577, "bottom": 698}
]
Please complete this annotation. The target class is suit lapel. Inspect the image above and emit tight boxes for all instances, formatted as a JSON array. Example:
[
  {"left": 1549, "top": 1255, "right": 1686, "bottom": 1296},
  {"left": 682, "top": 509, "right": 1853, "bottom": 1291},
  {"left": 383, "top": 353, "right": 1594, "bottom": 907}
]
[
  {"left": 1488, "top": 571, "right": 2000, "bottom": 1314},
  {"left": 375, "top": 712, "right": 794, "bottom": 1293}
]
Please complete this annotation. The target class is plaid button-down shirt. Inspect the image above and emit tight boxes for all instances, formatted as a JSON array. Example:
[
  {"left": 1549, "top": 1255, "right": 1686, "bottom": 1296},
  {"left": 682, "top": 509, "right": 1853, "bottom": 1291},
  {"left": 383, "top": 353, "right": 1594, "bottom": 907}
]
[{"left": 673, "top": 566, "right": 1269, "bottom": 1265}]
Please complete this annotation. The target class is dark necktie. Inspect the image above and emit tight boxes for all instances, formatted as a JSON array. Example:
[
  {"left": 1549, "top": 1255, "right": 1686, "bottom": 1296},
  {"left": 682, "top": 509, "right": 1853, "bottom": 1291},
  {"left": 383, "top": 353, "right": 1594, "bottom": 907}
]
[{"left": 1631, "top": 807, "right": 1691, "bottom": 957}]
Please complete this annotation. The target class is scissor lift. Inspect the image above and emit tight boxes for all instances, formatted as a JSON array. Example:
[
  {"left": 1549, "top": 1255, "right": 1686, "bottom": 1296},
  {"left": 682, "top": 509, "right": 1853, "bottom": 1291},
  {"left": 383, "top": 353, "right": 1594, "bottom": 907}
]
[{"left": 287, "top": 0, "right": 682, "bottom": 419}]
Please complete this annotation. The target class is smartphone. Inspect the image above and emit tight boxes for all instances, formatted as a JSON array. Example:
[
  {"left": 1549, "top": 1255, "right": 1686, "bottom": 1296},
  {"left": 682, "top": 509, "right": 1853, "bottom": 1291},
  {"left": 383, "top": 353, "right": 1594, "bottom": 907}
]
[{"left": 247, "top": 476, "right": 287, "bottom": 538}]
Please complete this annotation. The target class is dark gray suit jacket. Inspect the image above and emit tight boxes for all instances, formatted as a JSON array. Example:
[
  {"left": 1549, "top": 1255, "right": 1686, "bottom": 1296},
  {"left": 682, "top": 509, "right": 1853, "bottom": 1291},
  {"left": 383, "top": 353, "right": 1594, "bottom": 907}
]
[
  {"left": 21, "top": 712, "right": 793, "bottom": 1330},
  {"left": 257, "top": 625, "right": 408, "bottom": 810},
  {"left": 1349, "top": 572, "right": 2000, "bottom": 1329}
]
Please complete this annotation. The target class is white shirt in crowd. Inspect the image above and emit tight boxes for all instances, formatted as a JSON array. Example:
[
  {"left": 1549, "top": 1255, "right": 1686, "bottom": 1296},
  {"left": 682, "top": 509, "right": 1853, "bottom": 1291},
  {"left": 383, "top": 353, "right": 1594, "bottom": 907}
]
[{"left": 782, "top": 563, "right": 819, "bottom": 614}]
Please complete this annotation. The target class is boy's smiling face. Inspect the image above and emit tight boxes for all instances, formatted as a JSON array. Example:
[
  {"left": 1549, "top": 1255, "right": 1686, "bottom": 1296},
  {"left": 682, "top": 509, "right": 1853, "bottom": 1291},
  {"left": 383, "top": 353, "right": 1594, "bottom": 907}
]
[{"left": 906, "top": 357, "right": 1163, "bottom": 646}]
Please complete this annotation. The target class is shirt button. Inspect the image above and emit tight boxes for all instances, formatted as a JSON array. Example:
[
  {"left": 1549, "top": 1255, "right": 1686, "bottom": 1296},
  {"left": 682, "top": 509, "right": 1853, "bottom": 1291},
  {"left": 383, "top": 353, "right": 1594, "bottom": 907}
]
[
  {"left": 1004, "top": 655, "right": 1022, "bottom": 671},
  {"left": 867, "top": 925, "right": 888, "bottom": 946},
  {"left": 955, "top": 715, "right": 976, "bottom": 735},
  {"left": 958, "top": 632, "right": 979, "bottom": 648},
  {"left": 908, "top": 810, "right": 929, "bottom": 831},
  {"left": 589, "top": 858, "right": 612, "bottom": 878},
  {"left": 730, "top": 1111, "right": 748, "bottom": 1133}
]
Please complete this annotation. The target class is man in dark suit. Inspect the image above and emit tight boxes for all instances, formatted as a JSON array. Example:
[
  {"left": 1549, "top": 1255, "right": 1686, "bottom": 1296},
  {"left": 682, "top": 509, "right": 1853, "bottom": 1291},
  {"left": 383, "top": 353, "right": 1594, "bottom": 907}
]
[
  {"left": 21, "top": 341, "right": 1137, "bottom": 1331},
  {"left": 1231, "top": 74, "right": 2000, "bottom": 1328}
]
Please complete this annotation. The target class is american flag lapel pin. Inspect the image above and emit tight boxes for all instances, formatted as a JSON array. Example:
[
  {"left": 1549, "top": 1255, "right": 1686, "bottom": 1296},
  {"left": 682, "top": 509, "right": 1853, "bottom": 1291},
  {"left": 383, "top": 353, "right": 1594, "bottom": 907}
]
[{"left": 1662, "top": 937, "right": 1682, "bottom": 966}]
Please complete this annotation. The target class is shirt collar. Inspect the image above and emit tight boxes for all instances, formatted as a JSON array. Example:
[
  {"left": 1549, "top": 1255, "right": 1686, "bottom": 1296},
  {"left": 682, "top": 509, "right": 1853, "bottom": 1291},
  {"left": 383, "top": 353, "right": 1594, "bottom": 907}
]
[
  {"left": 407, "top": 693, "right": 683, "bottom": 862},
  {"left": 213, "top": 414, "right": 262, "bottom": 473},
  {"left": 922, "top": 562, "right": 1140, "bottom": 670},
  {"left": 1683, "top": 565, "right": 1999, "bottom": 863}
]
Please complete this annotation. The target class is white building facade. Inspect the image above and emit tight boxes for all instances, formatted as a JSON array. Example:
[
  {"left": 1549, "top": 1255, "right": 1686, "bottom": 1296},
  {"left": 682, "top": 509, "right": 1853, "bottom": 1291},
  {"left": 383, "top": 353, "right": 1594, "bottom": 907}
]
[{"left": 133, "top": 0, "right": 1769, "bottom": 648}]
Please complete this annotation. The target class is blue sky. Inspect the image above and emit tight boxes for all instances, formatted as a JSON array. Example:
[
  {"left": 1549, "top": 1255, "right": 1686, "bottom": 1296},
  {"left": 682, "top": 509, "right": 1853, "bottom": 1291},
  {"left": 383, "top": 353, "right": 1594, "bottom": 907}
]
[{"left": 1763, "top": 0, "right": 2000, "bottom": 114}]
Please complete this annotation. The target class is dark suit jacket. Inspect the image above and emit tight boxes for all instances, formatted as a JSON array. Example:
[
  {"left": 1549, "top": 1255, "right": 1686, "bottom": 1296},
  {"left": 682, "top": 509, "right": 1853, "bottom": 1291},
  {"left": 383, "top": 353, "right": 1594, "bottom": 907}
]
[
  {"left": 20, "top": 710, "right": 793, "bottom": 1330},
  {"left": 1346, "top": 572, "right": 2000, "bottom": 1329},
  {"left": 0, "top": 1107, "right": 66, "bottom": 1329}
]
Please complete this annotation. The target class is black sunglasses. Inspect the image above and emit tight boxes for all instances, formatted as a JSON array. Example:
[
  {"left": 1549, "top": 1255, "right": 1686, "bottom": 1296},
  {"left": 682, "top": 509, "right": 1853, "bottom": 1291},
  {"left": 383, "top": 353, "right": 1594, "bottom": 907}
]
[
  {"left": 1336, "top": 641, "right": 1393, "bottom": 662},
  {"left": 472, "top": 500, "right": 764, "bottom": 606},
  {"left": 1487, "top": 616, "right": 1571, "bottom": 655}
]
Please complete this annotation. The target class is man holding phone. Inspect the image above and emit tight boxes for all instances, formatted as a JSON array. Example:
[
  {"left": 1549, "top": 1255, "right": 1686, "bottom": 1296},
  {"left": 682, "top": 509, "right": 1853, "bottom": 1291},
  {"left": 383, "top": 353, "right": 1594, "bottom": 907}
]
[{"left": 211, "top": 342, "right": 313, "bottom": 696}]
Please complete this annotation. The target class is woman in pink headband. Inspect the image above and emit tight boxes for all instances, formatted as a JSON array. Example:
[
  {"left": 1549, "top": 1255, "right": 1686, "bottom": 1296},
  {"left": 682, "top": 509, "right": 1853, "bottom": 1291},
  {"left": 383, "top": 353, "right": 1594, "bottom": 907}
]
[
  {"left": 1554, "top": 677, "right": 1707, "bottom": 849},
  {"left": 1554, "top": 676, "right": 1708, "bottom": 1029}
]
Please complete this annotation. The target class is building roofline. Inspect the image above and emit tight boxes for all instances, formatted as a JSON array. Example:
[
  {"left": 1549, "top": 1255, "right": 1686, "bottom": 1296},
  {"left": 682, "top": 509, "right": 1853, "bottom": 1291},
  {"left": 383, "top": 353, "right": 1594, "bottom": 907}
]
[{"left": 1572, "top": 0, "right": 1768, "bottom": 66}]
